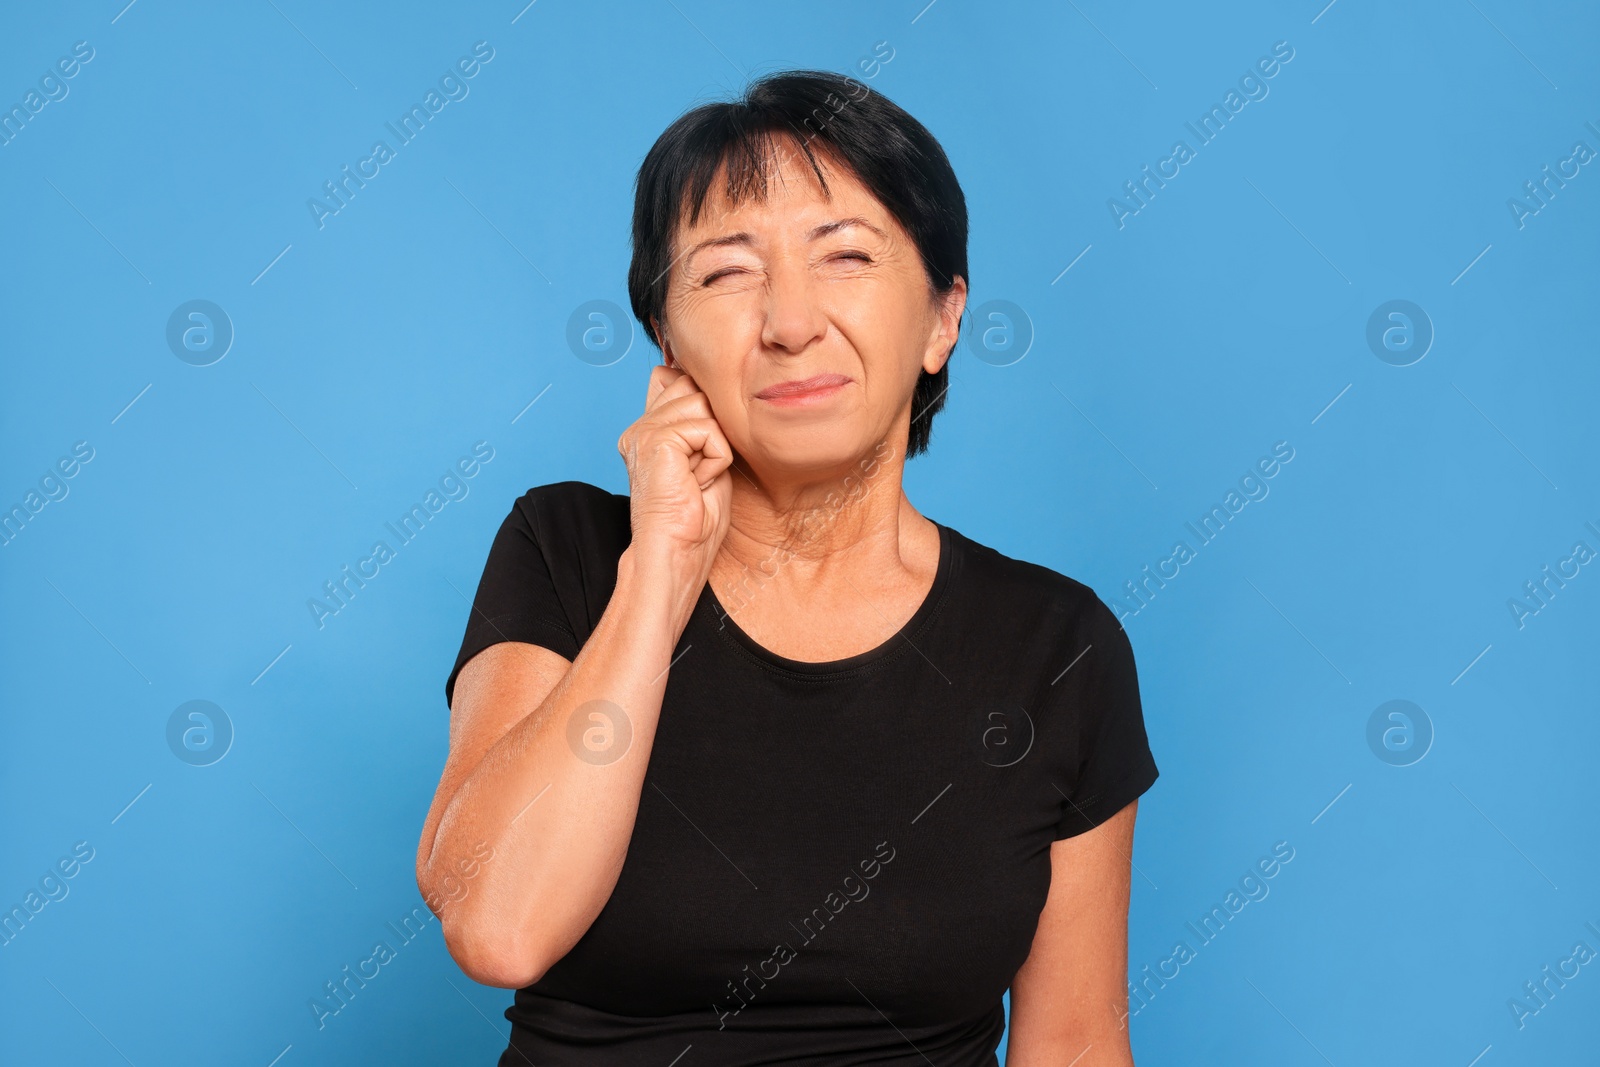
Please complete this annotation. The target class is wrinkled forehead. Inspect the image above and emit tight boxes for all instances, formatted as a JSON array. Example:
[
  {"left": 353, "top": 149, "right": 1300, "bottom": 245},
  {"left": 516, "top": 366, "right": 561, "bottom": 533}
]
[{"left": 667, "top": 133, "right": 865, "bottom": 257}]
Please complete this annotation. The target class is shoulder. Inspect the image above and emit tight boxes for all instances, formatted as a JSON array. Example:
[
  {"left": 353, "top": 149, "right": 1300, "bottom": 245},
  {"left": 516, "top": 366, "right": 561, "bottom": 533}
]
[
  {"left": 489, "top": 480, "right": 632, "bottom": 579},
  {"left": 946, "top": 524, "right": 1125, "bottom": 645},
  {"left": 510, "top": 478, "right": 628, "bottom": 514},
  {"left": 508, "top": 480, "right": 631, "bottom": 538}
]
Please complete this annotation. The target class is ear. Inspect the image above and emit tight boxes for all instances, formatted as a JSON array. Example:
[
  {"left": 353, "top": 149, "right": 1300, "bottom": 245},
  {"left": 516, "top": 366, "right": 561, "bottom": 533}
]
[
  {"left": 923, "top": 275, "right": 967, "bottom": 375},
  {"left": 651, "top": 315, "right": 676, "bottom": 368}
]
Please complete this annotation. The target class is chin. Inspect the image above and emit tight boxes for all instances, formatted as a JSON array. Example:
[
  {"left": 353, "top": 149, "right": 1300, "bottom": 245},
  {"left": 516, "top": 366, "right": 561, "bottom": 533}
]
[{"left": 745, "top": 430, "right": 869, "bottom": 479}]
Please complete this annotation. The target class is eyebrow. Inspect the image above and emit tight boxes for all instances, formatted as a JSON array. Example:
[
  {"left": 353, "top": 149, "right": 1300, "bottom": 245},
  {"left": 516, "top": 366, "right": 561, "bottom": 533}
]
[{"left": 681, "top": 216, "right": 889, "bottom": 271}]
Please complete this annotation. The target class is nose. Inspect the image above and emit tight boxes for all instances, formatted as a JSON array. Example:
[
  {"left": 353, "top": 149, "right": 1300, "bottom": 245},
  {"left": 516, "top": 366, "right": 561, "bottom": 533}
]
[{"left": 759, "top": 254, "right": 828, "bottom": 356}]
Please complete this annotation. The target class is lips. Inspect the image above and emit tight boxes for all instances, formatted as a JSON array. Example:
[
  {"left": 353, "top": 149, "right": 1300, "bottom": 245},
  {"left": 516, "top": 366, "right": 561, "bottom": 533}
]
[{"left": 756, "top": 373, "right": 852, "bottom": 400}]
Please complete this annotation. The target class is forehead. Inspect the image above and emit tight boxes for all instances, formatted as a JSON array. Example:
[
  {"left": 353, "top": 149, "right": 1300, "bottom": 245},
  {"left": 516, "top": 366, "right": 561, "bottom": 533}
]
[{"left": 673, "top": 136, "right": 892, "bottom": 245}]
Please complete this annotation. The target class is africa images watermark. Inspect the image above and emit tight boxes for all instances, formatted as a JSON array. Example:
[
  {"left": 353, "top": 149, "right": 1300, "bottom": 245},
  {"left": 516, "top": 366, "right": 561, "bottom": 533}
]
[
  {"left": 308, "top": 903, "right": 437, "bottom": 1031},
  {"left": 1108, "top": 40, "right": 1296, "bottom": 229},
  {"left": 0, "top": 40, "right": 95, "bottom": 148},
  {"left": 1, "top": 840, "right": 96, "bottom": 948},
  {"left": 1506, "top": 119, "right": 1599, "bottom": 231},
  {"left": 709, "top": 438, "right": 896, "bottom": 627},
  {"left": 306, "top": 41, "right": 496, "bottom": 230},
  {"left": 307, "top": 441, "right": 495, "bottom": 629},
  {"left": 1506, "top": 518, "right": 1599, "bottom": 631},
  {"left": 1, "top": 440, "right": 95, "bottom": 548},
  {"left": 711, "top": 839, "right": 897, "bottom": 1029},
  {"left": 1506, "top": 919, "right": 1600, "bottom": 1032},
  {"left": 1120, "top": 840, "right": 1296, "bottom": 1024},
  {"left": 1113, "top": 440, "right": 1296, "bottom": 622},
  {"left": 421, "top": 839, "right": 495, "bottom": 918}
]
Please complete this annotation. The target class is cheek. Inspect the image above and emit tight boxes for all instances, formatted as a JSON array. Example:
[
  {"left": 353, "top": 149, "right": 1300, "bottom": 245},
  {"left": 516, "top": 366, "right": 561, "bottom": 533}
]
[
  {"left": 721, "top": 396, "right": 756, "bottom": 444},
  {"left": 699, "top": 378, "right": 749, "bottom": 437},
  {"left": 675, "top": 299, "right": 761, "bottom": 367},
  {"left": 832, "top": 288, "right": 914, "bottom": 359}
]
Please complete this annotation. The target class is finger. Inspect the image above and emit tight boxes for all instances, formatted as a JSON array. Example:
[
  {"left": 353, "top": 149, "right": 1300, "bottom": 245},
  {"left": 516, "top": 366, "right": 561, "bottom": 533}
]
[
  {"left": 666, "top": 396, "right": 726, "bottom": 478},
  {"left": 622, "top": 386, "right": 713, "bottom": 466},
  {"left": 672, "top": 414, "right": 734, "bottom": 486},
  {"left": 645, "top": 364, "right": 685, "bottom": 413},
  {"left": 692, "top": 424, "right": 736, "bottom": 488},
  {"left": 645, "top": 389, "right": 716, "bottom": 427},
  {"left": 653, "top": 417, "right": 727, "bottom": 467},
  {"left": 647, "top": 371, "right": 707, "bottom": 418},
  {"left": 700, "top": 463, "right": 736, "bottom": 502},
  {"left": 644, "top": 365, "right": 678, "bottom": 412}
]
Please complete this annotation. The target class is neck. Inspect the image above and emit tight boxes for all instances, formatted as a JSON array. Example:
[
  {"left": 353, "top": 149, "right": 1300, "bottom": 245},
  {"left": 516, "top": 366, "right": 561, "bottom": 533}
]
[{"left": 711, "top": 437, "right": 918, "bottom": 608}]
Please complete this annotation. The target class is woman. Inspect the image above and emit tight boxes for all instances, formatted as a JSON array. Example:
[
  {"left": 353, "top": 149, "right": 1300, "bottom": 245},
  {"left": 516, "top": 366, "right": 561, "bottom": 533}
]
[{"left": 416, "top": 69, "right": 1159, "bottom": 1066}]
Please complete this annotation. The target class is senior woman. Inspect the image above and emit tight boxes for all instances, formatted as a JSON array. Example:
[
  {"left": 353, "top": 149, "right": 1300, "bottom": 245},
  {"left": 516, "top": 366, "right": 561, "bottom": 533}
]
[{"left": 416, "top": 69, "right": 1159, "bottom": 1066}]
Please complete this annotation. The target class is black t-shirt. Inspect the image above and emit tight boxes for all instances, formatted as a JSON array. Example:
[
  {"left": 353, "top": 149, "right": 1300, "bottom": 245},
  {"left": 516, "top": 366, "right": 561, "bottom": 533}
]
[{"left": 444, "top": 481, "right": 1159, "bottom": 1067}]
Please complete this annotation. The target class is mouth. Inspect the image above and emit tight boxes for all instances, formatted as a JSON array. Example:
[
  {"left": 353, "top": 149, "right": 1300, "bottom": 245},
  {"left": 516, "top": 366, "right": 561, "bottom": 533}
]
[{"left": 755, "top": 373, "right": 852, "bottom": 404}]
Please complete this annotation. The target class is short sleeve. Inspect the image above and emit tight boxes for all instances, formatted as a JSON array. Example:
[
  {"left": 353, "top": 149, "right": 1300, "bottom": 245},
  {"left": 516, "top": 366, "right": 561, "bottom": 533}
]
[
  {"left": 1053, "top": 595, "right": 1159, "bottom": 839},
  {"left": 443, "top": 492, "right": 581, "bottom": 710}
]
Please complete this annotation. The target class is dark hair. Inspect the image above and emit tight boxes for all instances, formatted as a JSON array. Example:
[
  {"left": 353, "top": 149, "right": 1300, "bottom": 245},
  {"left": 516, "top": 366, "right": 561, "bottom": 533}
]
[{"left": 627, "top": 69, "right": 968, "bottom": 459}]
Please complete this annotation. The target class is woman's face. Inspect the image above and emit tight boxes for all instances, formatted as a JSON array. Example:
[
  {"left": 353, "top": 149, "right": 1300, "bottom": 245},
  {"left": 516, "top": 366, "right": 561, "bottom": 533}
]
[{"left": 656, "top": 138, "right": 965, "bottom": 482}]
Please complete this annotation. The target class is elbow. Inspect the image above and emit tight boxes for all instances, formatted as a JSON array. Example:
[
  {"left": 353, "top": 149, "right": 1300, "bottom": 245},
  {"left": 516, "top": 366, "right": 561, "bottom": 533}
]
[
  {"left": 439, "top": 908, "right": 552, "bottom": 989},
  {"left": 417, "top": 859, "right": 565, "bottom": 988}
]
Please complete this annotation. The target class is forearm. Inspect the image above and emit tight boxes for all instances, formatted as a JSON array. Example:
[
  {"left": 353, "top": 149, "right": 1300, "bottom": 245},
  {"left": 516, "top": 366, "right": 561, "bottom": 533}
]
[
  {"left": 1004, "top": 1024, "right": 1133, "bottom": 1067},
  {"left": 424, "top": 542, "right": 698, "bottom": 985}
]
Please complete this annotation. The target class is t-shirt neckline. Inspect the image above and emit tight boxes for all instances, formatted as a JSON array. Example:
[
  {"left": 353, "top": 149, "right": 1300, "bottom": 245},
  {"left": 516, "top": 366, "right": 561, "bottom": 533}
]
[{"left": 700, "top": 521, "right": 955, "bottom": 677}]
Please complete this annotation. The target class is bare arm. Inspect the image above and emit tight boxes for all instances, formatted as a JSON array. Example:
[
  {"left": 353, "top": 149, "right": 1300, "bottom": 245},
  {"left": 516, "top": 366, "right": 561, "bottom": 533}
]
[
  {"left": 415, "top": 363, "right": 734, "bottom": 988},
  {"left": 1004, "top": 799, "right": 1140, "bottom": 1067},
  {"left": 415, "top": 542, "right": 700, "bottom": 987}
]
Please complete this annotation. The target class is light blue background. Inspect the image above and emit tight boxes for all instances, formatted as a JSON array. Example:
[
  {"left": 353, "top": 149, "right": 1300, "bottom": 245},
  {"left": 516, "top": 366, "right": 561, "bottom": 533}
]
[{"left": 2, "top": 1, "right": 1596, "bottom": 1064}]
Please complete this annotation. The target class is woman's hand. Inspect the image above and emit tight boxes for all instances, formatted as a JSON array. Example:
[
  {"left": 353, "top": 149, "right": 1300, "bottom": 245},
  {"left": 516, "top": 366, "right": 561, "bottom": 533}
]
[{"left": 616, "top": 363, "right": 736, "bottom": 589}]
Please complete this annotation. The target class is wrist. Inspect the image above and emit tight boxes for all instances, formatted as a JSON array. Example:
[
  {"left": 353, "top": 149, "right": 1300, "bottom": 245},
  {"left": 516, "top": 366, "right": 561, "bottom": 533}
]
[{"left": 617, "top": 541, "right": 705, "bottom": 636}]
